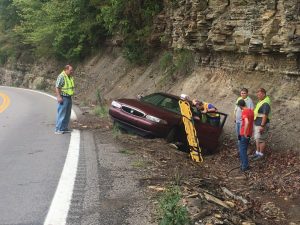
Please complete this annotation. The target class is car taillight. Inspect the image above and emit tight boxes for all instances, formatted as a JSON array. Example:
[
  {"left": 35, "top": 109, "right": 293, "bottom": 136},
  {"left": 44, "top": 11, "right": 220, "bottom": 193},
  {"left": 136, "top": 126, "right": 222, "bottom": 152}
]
[
  {"left": 146, "top": 115, "right": 167, "bottom": 125},
  {"left": 111, "top": 100, "right": 122, "bottom": 109}
]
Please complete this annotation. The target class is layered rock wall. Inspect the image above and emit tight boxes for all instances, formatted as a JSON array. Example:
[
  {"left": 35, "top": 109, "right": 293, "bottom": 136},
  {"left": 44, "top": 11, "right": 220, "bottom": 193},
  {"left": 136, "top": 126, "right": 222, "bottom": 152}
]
[{"left": 158, "top": 0, "right": 300, "bottom": 57}]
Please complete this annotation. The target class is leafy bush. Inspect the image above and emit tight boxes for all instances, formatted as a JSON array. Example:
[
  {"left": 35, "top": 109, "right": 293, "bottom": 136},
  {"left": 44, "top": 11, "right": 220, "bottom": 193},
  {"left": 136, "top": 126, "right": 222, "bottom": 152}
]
[
  {"left": 159, "top": 186, "right": 190, "bottom": 225},
  {"left": 174, "top": 49, "right": 194, "bottom": 76},
  {"left": 159, "top": 50, "right": 194, "bottom": 77},
  {"left": 160, "top": 52, "right": 173, "bottom": 71}
]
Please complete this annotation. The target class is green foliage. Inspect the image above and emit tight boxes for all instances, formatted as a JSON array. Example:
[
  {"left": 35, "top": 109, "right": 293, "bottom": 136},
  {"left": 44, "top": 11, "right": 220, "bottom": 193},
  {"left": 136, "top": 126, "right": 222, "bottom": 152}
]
[
  {"left": 119, "top": 149, "right": 135, "bottom": 155},
  {"left": 174, "top": 49, "right": 194, "bottom": 76},
  {"left": 0, "top": 0, "right": 164, "bottom": 63},
  {"left": 160, "top": 52, "right": 173, "bottom": 70},
  {"left": 159, "top": 186, "right": 190, "bottom": 225},
  {"left": 112, "top": 122, "right": 122, "bottom": 138},
  {"left": 92, "top": 105, "right": 108, "bottom": 118},
  {"left": 11, "top": 0, "right": 105, "bottom": 60},
  {"left": 159, "top": 50, "right": 194, "bottom": 78},
  {"left": 100, "top": 0, "right": 163, "bottom": 64}
]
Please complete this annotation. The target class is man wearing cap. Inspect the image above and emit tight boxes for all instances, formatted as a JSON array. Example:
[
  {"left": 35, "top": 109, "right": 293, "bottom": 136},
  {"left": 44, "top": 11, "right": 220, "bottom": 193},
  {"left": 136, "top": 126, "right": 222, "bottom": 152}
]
[
  {"left": 253, "top": 88, "right": 271, "bottom": 160},
  {"left": 237, "top": 99, "right": 254, "bottom": 171}
]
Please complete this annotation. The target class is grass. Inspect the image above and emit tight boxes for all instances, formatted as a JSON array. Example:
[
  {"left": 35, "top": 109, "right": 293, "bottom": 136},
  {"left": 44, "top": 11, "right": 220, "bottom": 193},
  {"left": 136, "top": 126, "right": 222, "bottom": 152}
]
[
  {"left": 158, "top": 186, "right": 190, "bottom": 225},
  {"left": 119, "top": 149, "right": 135, "bottom": 155},
  {"left": 92, "top": 105, "right": 108, "bottom": 118},
  {"left": 158, "top": 49, "right": 194, "bottom": 88},
  {"left": 131, "top": 159, "right": 147, "bottom": 168},
  {"left": 112, "top": 123, "right": 122, "bottom": 138}
]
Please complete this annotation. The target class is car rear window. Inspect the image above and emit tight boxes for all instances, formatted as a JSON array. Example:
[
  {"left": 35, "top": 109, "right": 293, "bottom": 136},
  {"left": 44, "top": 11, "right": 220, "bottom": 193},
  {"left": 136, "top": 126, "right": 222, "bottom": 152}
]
[{"left": 141, "top": 93, "right": 180, "bottom": 114}]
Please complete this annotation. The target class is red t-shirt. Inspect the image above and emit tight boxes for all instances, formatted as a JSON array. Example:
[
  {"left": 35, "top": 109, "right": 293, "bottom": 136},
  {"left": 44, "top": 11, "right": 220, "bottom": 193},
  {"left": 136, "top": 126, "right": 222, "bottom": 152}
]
[{"left": 240, "top": 108, "right": 254, "bottom": 137}]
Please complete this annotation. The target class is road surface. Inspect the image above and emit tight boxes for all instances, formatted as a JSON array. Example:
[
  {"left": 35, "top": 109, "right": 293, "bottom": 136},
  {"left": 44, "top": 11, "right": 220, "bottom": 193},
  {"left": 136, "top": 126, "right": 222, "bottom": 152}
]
[{"left": 0, "top": 86, "right": 79, "bottom": 225}]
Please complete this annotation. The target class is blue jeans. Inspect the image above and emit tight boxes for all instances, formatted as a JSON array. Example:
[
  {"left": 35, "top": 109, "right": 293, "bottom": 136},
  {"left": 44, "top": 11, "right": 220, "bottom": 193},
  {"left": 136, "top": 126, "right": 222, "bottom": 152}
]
[
  {"left": 235, "top": 122, "right": 241, "bottom": 149},
  {"left": 239, "top": 136, "right": 249, "bottom": 170},
  {"left": 55, "top": 96, "right": 72, "bottom": 132}
]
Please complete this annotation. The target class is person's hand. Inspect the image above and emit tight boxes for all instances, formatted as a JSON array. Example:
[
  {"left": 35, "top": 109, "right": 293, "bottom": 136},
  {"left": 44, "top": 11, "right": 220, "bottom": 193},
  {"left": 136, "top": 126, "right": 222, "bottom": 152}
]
[
  {"left": 259, "top": 126, "right": 265, "bottom": 133},
  {"left": 57, "top": 96, "right": 63, "bottom": 104},
  {"left": 202, "top": 110, "right": 207, "bottom": 113}
]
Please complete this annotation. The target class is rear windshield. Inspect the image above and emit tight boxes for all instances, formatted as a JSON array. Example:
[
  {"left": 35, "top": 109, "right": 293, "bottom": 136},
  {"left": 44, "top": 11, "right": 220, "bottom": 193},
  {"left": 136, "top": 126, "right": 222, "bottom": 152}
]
[{"left": 141, "top": 93, "right": 180, "bottom": 114}]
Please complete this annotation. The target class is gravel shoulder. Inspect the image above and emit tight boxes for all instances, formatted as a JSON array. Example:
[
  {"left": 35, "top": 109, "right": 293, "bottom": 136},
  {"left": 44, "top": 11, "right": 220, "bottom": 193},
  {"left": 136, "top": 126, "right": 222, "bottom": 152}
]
[{"left": 70, "top": 109, "right": 300, "bottom": 225}]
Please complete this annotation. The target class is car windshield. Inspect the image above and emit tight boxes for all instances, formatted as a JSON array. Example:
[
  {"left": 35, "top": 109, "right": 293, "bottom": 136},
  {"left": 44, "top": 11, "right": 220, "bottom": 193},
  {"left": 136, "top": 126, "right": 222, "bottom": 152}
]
[{"left": 141, "top": 93, "right": 180, "bottom": 114}]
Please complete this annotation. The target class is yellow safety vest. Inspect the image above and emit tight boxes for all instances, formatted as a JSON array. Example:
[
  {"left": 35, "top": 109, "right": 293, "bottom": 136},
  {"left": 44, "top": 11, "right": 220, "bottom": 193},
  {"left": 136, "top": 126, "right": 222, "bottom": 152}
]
[
  {"left": 203, "top": 102, "right": 219, "bottom": 118},
  {"left": 61, "top": 71, "right": 74, "bottom": 96},
  {"left": 254, "top": 96, "right": 271, "bottom": 120},
  {"left": 235, "top": 96, "right": 250, "bottom": 104}
]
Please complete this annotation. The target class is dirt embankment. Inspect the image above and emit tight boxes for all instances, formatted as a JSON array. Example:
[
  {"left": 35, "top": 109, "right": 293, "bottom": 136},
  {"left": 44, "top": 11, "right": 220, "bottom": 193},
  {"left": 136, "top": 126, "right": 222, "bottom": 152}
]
[
  {"left": 0, "top": 48, "right": 299, "bottom": 150},
  {"left": 71, "top": 49, "right": 299, "bottom": 152}
]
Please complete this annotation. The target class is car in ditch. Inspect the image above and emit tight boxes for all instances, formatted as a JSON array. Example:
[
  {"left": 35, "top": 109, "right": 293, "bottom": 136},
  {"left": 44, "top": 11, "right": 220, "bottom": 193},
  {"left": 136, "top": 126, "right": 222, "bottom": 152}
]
[{"left": 109, "top": 92, "right": 227, "bottom": 153}]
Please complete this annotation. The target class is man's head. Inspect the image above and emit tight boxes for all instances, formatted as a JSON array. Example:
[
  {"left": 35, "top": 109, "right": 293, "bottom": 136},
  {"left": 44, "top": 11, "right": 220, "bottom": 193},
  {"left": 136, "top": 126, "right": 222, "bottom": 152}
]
[
  {"left": 257, "top": 88, "right": 266, "bottom": 100},
  {"left": 192, "top": 99, "right": 203, "bottom": 110},
  {"left": 64, "top": 65, "right": 73, "bottom": 76},
  {"left": 240, "top": 88, "right": 248, "bottom": 99},
  {"left": 237, "top": 99, "right": 246, "bottom": 109},
  {"left": 180, "top": 94, "right": 190, "bottom": 101}
]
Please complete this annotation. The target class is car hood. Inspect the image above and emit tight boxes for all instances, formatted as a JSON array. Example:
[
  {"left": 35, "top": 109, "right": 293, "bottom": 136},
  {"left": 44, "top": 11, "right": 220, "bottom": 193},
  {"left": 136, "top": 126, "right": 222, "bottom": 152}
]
[{"left": 115, "top": 98, "right": 181, "bottom": 119}]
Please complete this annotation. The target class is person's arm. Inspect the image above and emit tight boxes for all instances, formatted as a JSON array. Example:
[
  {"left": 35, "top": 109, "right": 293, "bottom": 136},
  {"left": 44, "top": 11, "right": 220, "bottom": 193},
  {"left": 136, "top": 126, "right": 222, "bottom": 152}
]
[
  {"left": 259, "top": 115, "right": 268, "bottom": 132},
  {"left": 206, "top": 104, "right": 217, "bottom": 112},
  {"left": 259, "top": 104, "right": 270, "bottom": 132},
  {"left": 55, "top": 87, "right": 63, "bottom": 103},
  {"left": 234, "top": 106, "right": 237, "bottom": 122},
  {"left": 55, "top": 74, "right": 64, "bottom": 104},
  {"left": 244, "top": 117, "right": 249, "bottom": 136}
]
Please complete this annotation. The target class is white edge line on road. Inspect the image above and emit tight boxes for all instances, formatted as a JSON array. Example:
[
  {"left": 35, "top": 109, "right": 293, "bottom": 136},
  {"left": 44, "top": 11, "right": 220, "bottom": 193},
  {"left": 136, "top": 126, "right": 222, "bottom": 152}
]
[
  {"left": 0, "top": 86, "right": 80, "bottom": 225},
  {"left": 43, "top": 129, "right": 80, "bottom": 225}
]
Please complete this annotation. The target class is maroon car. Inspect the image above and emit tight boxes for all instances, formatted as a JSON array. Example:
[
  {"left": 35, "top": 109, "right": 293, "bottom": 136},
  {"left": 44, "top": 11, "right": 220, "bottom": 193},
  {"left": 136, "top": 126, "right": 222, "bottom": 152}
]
[{"left": 109, "top": 92, "right": 227, "bottom": 153}]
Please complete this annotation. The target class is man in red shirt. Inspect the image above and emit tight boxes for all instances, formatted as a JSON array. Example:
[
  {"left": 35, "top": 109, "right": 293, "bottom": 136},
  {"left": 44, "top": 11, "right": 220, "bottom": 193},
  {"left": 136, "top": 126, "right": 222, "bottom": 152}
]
[{"left": 237, "top": 99, "right": 254, "bottom": 171}]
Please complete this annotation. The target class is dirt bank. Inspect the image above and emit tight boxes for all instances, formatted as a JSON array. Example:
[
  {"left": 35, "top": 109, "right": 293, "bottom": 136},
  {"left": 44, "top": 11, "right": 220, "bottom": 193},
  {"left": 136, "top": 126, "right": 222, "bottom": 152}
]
[{"left": 74, "top": 49, "right": 299, "bottom": 152}]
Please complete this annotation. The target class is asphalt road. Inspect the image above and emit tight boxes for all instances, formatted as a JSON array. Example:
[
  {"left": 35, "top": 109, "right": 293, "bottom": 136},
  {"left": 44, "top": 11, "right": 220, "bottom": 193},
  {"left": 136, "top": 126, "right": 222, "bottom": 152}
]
[{"left": 0, "top": 86, "right": 72, "bottom": 225}]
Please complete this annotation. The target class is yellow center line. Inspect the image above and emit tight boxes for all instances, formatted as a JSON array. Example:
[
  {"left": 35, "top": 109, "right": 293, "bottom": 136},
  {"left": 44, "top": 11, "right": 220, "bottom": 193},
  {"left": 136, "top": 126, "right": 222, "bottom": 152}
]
[{"left": 0, "top": 92, "right": 10, "bottom": 113}]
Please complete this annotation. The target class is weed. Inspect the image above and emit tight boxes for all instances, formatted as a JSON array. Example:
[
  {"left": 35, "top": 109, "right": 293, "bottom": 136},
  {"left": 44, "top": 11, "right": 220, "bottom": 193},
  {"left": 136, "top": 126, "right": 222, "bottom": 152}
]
[
  {"left": 112, "top": 123, "right": 122, "bottom": 138},
  {"left": 173, "top": 167, "right": 183, "bottom": 186},
  {"left": 160, "top": 52, "right": 173, "bottom": 71},
  {"left": 119, "top": 149, "right": 135, "bottom": 155},
  {"left": 96, "top": 89, "right": 103, "bottom": 105},
  {"left": 173, "top": 49, "right": 194, "bottom": 76},
  {"left": 92, "top": 105, "right": 108, "bottom": 118},
  {"left": 159, "top": 186, "right": 190, "bottom": 225},
  {"left": 79, "top": 100, "right": 88, "bottom": 107},
  {"left": 131, "top": 160, "right": 146, "bottom": 168}
]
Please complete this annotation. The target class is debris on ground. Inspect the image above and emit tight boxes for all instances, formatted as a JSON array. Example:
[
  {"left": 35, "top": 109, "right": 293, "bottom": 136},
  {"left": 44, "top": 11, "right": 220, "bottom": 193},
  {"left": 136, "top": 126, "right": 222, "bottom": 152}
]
[{"left": 73, "top": 110, "right": 300, "bottom": 225}]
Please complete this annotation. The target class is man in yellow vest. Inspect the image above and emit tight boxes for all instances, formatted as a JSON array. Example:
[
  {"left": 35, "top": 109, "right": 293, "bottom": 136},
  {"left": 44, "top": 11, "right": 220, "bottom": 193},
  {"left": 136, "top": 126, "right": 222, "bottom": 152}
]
[
  {"left": 55, "top": 65, "right": 75, "bottom": 134},
  {"left": 253, "top": 88, "right": 271, "bottom": 160}
]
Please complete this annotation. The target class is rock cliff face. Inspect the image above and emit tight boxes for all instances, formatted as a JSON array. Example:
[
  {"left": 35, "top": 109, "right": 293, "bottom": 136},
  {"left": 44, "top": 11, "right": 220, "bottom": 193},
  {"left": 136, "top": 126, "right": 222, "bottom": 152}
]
[{"left": 159, "top": 0, "right": 300, "bottom": 56}]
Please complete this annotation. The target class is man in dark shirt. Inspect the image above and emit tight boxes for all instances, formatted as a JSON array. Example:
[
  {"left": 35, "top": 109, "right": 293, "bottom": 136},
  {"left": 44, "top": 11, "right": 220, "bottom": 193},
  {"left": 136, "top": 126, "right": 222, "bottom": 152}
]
[{"left": 253, "top": 88, "right": 271, "bottom": 160}]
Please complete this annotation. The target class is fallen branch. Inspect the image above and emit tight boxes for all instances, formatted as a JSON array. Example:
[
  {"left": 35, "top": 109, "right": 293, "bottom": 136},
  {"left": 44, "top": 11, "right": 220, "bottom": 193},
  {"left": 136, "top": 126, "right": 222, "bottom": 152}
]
[
  {"left": 221, "top": 187, "right": 249, "bottom": 205},
  {"left": 203, "top": 192, "right": 230, "bottom": 209},
  {"left": 281, "top": 170, "right": 298, "bottom": 179}
]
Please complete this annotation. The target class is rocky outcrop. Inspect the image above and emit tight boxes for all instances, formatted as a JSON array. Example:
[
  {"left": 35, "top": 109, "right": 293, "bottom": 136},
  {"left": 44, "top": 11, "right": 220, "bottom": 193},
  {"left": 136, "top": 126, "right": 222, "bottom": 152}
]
[{"left": 156, "top": 0, "right": 300, "bottom": 58}]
